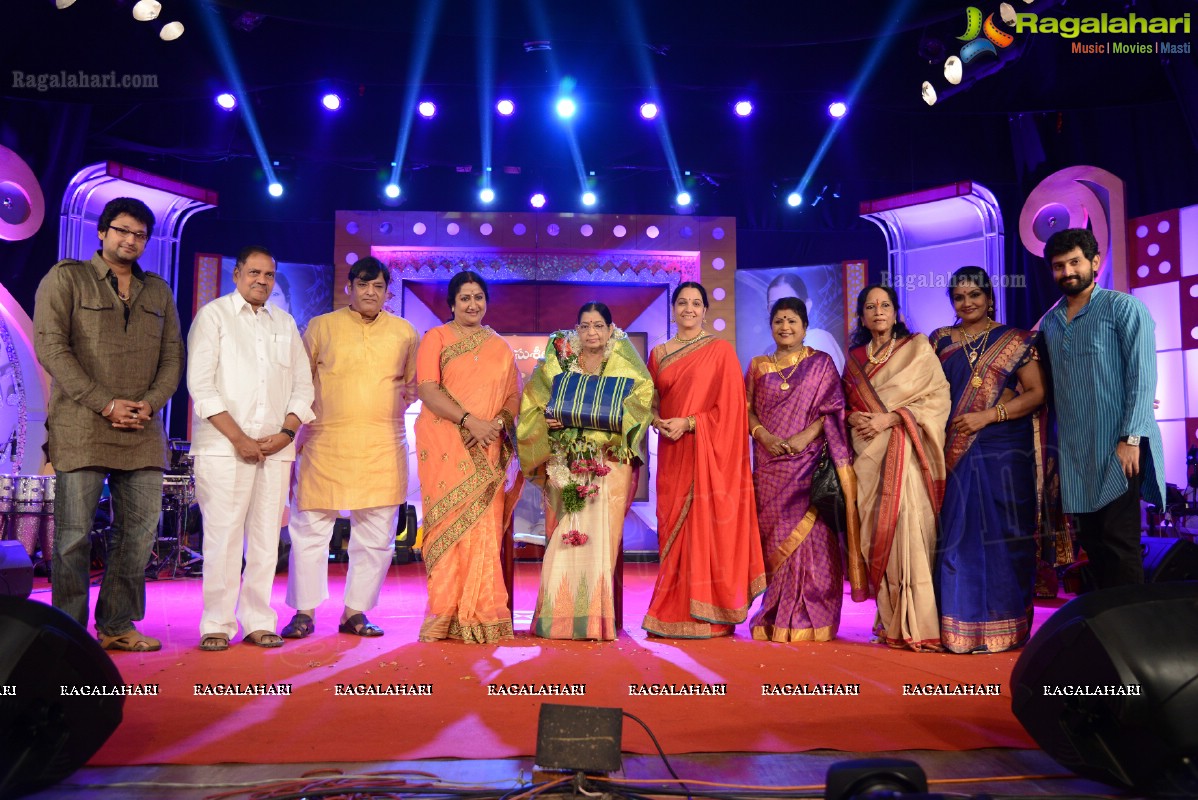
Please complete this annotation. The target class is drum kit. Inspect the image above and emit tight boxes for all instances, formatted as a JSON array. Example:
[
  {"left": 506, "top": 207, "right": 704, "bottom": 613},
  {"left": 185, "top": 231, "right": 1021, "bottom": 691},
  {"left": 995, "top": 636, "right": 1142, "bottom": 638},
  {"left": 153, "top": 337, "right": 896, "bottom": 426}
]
[{"left": 0, "top": 440, "right": 203, "bottom": 580}]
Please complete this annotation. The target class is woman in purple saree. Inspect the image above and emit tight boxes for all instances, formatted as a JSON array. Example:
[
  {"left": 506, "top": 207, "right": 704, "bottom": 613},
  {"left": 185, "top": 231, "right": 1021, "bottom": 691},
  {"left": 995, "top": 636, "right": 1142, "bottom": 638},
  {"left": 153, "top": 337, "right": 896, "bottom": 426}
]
[{"left": 747, "top": 298, "right": 865, "bottom": 642}]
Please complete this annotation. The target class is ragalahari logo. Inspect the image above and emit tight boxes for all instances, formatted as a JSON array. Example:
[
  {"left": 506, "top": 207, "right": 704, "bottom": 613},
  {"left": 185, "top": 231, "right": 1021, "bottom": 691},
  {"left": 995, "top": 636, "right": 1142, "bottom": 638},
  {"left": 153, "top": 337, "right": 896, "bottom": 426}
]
[{"left": 957, "top": 6, "right": 1016, "bottom": 64}]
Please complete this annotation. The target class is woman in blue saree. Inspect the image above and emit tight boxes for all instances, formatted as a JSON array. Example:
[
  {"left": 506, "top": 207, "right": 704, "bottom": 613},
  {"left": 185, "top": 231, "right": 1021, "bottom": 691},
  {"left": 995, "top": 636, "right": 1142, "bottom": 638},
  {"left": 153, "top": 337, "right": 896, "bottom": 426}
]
[{"left": 932, "top": 267, "right": 1047, "bottom": 654}]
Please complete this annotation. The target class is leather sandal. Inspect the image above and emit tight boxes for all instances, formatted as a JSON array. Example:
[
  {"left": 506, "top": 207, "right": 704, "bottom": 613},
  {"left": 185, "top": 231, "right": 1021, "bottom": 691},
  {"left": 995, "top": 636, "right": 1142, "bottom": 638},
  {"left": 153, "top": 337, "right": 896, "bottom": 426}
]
[
  {"left": 243, "top": 630, "right": 285, "bottom": 648},
  {"left": 199, "top": 633, "right": 230, "bottom": 652},
  {"left": 338, "top": 613, "right": 384, "bottom": 637},
  {"left": 99, "top": 629, "right": 162, "bottom": 652},
  {"left": 280, "top": 613, "right": 315, "bottom": 639}
]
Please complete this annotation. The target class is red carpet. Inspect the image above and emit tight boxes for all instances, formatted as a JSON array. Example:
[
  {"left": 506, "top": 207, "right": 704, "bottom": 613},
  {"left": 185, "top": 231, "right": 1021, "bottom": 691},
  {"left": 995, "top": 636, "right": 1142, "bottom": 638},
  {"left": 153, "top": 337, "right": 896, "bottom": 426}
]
[{"left": 25, "top": 562, "right": 1050, "bottom": 765}]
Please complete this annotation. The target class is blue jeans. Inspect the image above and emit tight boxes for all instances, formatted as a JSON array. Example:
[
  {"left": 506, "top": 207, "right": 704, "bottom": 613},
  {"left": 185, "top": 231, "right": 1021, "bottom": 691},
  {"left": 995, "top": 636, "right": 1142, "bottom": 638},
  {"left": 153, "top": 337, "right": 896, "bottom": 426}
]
[{"left": 53, "top": 468, "right": 163, "bottom": 636}]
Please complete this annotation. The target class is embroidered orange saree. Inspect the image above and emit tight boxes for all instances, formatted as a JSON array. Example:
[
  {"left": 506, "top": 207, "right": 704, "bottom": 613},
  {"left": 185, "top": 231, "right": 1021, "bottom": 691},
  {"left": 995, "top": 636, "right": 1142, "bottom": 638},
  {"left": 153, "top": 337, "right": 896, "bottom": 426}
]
[
  {"left": 415, "top": 324, "right": 521, "bottom": 643},
  {"left": 644, "top": 336, "right": 766, "bottom": 638}
]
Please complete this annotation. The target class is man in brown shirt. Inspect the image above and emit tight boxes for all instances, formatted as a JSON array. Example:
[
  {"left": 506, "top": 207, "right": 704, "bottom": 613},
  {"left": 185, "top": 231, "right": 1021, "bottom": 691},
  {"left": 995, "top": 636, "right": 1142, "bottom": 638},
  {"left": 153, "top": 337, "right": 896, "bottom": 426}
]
[{"left": 34, "top": 196, "right": 183, "bottom": 651}]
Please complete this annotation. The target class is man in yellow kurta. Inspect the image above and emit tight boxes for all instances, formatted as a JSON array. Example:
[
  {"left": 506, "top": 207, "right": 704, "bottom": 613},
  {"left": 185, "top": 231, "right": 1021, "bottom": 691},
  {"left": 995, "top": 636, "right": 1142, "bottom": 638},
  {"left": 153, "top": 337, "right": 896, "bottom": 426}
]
[{"left": 281, "top": 257, "right": 418, "bottom": 638}]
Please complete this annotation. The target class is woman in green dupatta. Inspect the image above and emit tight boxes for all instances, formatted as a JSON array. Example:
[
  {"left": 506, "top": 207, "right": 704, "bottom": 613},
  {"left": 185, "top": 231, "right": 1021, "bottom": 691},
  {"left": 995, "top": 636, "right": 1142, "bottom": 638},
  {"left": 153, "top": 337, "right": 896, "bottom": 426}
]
[{"left": 517, "top": 302, "right": 654, "bottom": 640}]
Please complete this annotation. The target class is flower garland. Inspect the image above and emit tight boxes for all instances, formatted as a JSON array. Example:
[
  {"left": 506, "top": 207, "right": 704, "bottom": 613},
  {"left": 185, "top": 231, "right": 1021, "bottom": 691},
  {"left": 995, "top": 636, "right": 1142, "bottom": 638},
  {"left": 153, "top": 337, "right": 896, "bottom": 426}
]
[{"left": 545, "top": 326, "right": 626, "bottom": 545}]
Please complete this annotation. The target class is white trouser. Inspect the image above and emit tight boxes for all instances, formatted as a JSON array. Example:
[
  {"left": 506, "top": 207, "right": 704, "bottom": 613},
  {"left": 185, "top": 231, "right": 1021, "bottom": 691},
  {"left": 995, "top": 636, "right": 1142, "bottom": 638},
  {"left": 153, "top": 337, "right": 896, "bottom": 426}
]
[
  {"left": 285, "top": 505, "right": 398, "bottom": 613},
  {"left": 194, "top": 455, "right": 290, "bottom": 638}
]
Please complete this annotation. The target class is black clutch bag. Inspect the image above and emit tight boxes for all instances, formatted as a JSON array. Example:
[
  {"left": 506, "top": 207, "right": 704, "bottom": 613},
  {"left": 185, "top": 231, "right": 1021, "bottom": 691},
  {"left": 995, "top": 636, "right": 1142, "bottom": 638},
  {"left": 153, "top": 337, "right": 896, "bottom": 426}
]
[{"left": 810, "top": 443, "right": 847, "bottom": 536}]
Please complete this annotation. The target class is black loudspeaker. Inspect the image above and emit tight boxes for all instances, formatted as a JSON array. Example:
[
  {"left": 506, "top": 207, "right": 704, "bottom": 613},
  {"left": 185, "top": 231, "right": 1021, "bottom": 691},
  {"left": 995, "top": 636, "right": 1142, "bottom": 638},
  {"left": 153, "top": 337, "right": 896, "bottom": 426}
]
[
  {"left": 0, "top": 597, "right": 125, "bottom": 798},
  {"left": 824, "top": 758, "right": 927, "bottom": 800},
  {"left": 535, "top": 703, "right": 622, "bottom": 773},
  {"left": 328, "top": 517, "right": 350, "bottom": 564},
  {"left": 0, "top": 541, "right": 33, "bottom": 599},
  {"left": 394, "top": 504, "right": 417, "bottom": 565},
  {"left": 1142, "top": 536, "right": 1198, "bottom": 582},
  {"left": 1010, "top": 582, "right": 1198, "bottom": 797}
]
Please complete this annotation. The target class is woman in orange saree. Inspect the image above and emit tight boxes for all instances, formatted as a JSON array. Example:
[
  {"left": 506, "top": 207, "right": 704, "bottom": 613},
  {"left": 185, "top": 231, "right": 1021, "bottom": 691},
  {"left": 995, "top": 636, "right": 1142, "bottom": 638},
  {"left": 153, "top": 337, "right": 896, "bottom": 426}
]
[
  {"left": 844, "top": 284, "right": 950, "bottom": 652},
  {"left": 415, "top": 271, "right": 521, "bottom": 643},
  {"left": 643, "top": 282, "right": 766, "bottom": 638}
]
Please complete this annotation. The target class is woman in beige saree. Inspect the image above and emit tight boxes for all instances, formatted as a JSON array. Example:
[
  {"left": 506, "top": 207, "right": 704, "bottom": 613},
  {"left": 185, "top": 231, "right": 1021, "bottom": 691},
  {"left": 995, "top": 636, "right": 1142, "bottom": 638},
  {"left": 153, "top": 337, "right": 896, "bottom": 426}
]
[
  {"left": 843, "top": 284, "right": 950, "bottom": 651},
  {"left": 415, "top": 271, "right": 521, "bottom": 643}
]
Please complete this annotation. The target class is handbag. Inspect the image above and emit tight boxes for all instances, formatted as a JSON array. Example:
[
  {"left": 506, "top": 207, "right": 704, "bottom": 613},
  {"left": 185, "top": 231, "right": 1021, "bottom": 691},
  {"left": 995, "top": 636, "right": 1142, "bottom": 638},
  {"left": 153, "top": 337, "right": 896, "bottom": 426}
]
[
  {"left": 810, "top": 443, "right": 847, "bottom": 536},
  {"left": 547, "top": 372, "right": 634, "bottom": 432}
]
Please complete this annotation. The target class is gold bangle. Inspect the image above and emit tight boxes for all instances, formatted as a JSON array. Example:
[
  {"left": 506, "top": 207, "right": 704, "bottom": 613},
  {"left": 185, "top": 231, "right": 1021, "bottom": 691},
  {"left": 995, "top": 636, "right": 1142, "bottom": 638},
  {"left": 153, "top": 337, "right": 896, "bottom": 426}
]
[
  {"left": 996, "top": 402, "right": 1007, "bottom": 422},
  {"left": 751, "top": 424, "right": 764, "bottom": 440},
  {"left": 688, "top": 415, "right": 696, "bottom": 432}
]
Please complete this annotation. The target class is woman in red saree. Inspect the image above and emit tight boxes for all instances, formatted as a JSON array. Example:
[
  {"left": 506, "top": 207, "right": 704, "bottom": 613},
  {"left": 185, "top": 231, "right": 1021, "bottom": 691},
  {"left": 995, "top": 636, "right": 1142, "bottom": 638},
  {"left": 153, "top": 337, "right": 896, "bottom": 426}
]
[
  {"left": 844, "top": 284, "right": 950, "bottom": 651},
  {"left": 415, "top": 271, "right": 521, "bottom": 643},
  {"left": 644, "top": 282, "right": 766, "bottom": 638}
]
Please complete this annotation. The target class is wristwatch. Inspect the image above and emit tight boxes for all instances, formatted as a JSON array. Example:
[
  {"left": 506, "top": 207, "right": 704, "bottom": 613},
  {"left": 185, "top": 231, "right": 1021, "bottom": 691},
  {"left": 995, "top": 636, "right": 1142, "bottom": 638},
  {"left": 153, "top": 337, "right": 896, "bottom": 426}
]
[{"left": 1123, "top": 435, "right": 1141, "bottom": 446}]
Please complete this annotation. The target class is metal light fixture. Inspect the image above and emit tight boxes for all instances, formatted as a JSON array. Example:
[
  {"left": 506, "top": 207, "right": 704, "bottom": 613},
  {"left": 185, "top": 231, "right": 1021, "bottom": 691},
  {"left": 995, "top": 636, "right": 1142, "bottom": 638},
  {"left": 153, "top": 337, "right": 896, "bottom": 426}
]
[
  {"left": 944, "top": 56, "right": 963, "bottom": 85},
  {"left": 132, "top": 0, "right": 161, "bottom": 21}
]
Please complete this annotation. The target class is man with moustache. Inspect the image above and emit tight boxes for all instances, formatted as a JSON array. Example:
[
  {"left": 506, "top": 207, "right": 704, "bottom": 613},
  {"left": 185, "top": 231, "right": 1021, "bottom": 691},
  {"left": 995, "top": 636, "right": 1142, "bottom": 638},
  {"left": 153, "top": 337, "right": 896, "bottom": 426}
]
[
  {"left": 34, "top": 197, "right": 183, "bottom": 651},
  {"left": 281, "top": 257, "right": 419, "bottom": 638},
  {"left": 188, "top": 246, "right": 314, "bottom": 650},
  {"left": 1039, "top": 228, "right": 1163, "bottom": 589}
]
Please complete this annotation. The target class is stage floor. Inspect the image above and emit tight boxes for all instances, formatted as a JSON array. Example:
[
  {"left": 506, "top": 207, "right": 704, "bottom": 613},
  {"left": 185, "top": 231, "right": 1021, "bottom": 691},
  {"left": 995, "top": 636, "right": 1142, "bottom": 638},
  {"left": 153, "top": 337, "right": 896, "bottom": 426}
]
[{"left": 15, "top": 562, "right": 1109, "bottom": 798}]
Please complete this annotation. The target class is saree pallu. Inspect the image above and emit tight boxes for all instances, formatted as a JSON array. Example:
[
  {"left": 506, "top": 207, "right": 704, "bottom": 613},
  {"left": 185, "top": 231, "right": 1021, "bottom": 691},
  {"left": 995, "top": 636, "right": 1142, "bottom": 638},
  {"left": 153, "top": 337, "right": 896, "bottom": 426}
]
[
  {"left": 517, "top": 332, "right": 654, "bottom": 640},
  {"left": 933, "top": 326, "right": 1039, "bottom": 653},
  {"left": 644, "top": 337, "right": 766, "bottom": 638},
  {"left": 747, "top": 350, "right": 862, "bottom": 642},
  {"left": 844, "top": 334, "right": 949, "bottom": 651},
  {"left": 415, "top": 324, "right": 521, "bottom": 643}
]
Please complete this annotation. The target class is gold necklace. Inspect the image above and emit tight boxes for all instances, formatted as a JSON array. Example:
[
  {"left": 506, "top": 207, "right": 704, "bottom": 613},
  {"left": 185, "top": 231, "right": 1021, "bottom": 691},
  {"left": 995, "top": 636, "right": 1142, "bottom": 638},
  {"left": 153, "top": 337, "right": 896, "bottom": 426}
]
[
  {"left": 674, "top": 329, "right": 706, "bottom": 344},
  {"left": 772, "top": 349, "right": 805, "bottom": 391},
  {"left": 451, "top": 319, "right": 482, "bottom": 361},
  {"left": 958, "top": 320, "right": 993, "bottom": 387},
  {"left": 867, "top": 336, "right": 895, "bottom": 365}
]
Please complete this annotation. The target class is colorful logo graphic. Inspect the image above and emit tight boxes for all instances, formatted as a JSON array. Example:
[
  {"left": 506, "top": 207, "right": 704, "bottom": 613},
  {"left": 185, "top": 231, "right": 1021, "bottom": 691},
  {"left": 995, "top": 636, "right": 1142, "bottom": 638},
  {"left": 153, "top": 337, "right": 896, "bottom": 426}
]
[{"left": 957, "top": 6, "right": 1016, "bottom": 63}]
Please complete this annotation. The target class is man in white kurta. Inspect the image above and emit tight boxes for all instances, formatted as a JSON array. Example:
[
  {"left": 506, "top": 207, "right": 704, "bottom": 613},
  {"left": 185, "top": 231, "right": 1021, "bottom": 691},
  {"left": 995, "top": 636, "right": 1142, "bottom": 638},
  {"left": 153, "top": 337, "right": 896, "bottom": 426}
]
[
  {"left": 282, "top": 257, "right": 418, "bottom": 638},
  {"left": 188, "top": 246, "right": 314, "bottom": 650}
]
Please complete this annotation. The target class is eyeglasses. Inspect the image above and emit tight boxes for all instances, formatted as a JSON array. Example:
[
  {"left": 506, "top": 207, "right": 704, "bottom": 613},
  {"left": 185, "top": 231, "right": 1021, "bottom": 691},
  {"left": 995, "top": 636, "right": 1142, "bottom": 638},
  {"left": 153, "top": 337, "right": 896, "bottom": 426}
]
[
  {"left": 107, "top": 225, "right": 150, "bottom": 242},
  {"left": 576, "top": 323, "right": 608, "bottom": 332}
]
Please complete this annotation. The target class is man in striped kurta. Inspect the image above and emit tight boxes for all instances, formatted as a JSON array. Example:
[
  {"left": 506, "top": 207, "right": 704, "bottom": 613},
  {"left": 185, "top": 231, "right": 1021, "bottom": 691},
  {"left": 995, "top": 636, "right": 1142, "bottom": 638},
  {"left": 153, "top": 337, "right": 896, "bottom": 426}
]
[{"left": 1040, "top": 228, "right": 1164, "bottom": 589}]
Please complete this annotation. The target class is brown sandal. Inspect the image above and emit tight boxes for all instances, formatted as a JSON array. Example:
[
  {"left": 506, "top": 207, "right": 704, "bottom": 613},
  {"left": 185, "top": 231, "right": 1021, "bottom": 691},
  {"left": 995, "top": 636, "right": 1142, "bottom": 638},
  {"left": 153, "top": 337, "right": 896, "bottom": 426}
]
[
  {"left": 99, "top": 630, "right": 162, "bottom": 652},
  {"left": 199, "top": 633, "right": 229, "bottom": 652},
  {"left": 280, "top": 613, "right": 314, "bottom": 639},
  {"left": 243, "top": 630, "right": 285, "bottom": 648}
]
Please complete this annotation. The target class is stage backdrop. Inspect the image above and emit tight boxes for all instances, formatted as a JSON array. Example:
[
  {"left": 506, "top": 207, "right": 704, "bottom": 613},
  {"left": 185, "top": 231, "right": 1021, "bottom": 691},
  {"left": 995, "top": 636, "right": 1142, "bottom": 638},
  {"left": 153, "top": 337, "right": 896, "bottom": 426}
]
[
  {"left": 734, "top": 262, "right": 863, "bottom": 374},
  {"left": 193, "top": 254, "right": 334, "bottom": 333}
]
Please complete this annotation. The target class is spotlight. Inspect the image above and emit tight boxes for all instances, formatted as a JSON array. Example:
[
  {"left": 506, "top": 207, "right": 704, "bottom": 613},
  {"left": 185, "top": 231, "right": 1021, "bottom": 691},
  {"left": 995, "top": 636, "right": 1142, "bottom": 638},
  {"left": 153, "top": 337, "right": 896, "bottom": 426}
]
[
  {"left": 496, "top": 99, "right": 515, "bottom": 116},
  {"left": 417, "top": 101, "right": 437, "bottom": 119},
  {"left": 555, "top": 98, "right": 577, "bottom": 119},
  {"left": 530, "top": 193, "right": 546, "bottom": 209},
  {"left": 733, "top": 100, "right": 753, "bottom": 117},
  {"left": 479, "top": 188, "right": 495, "bottom": 204},
  {"left": 787, "top": 192, "right": 802, "bottom": 207},
  {"left": 944, "top": 56, "right": 963, "bottom": 85},
  {"left": 322, "top": 93, "right": 342, "bottom": 111},
  {"left": 55, "top": 0, "right": 77, "bottom": 8},
  {"left": 267, "top": 182, "right": 283, "bottom": 198},
  {"left": 581, "top": 191, "right": 597, "bottom": 207},
  {"left": 920, "top": 81, "right": 938, "bottom": 106},
  {"left": 131, "top": 0, "right": 161, "bottom": 21},
  {"left": 159, "top": 21, "right": 184, "bottom": 41},
  {"left": 215, "top": 93, "right": 237, "bottom": 111},
  {"left": 384, "top": 184, "right": 401, "bottom": 199},
  {"left": 828, "top": 101, "right": 848, "bottom": 118},
  {"left": 999, "top": 2, "right": 1017, "bottom": 25},
  {"left": 675, "top": 191, "right": 691, "bottom": 207},
  {"left": 639, "top": 102, "right": 658, "bottom": 120}
]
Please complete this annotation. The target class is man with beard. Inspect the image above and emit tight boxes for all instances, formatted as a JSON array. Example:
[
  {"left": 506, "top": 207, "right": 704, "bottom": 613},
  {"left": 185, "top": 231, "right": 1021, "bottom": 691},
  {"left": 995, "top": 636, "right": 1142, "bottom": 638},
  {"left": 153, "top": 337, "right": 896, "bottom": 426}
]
[
  {"left": 34, "top": 197, "right": 183, "bottom": 651},
  {"left": 1039, "top": 228, "right": 1163, "bottom": 589}
]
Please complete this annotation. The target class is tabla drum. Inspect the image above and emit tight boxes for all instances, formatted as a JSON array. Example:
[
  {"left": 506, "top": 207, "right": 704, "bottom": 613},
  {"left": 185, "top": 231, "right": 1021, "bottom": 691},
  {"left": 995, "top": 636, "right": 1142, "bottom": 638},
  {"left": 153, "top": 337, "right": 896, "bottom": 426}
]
[
  {"left": 13, "top": 475, "right": 48, "bottom": 559},
  {"left": 0, "top": 474, "right": 14, "bottom": 542}
]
